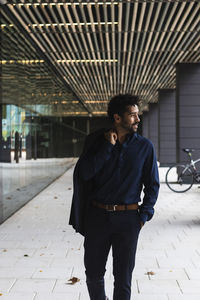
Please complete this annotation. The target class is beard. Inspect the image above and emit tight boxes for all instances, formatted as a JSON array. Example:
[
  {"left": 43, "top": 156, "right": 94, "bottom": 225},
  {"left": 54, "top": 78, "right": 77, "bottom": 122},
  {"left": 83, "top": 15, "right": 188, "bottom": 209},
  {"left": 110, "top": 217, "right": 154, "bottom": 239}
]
[{"left": 121, "top": 120, "right": 139, "bottom": 133}]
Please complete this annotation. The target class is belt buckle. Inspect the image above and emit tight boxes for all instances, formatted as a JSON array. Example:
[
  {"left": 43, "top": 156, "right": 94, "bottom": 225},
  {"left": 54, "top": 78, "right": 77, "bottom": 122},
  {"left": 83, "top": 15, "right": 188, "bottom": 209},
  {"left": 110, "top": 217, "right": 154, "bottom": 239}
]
[{"left": 107, "top": 205, "right": 117, "bottom": 212}]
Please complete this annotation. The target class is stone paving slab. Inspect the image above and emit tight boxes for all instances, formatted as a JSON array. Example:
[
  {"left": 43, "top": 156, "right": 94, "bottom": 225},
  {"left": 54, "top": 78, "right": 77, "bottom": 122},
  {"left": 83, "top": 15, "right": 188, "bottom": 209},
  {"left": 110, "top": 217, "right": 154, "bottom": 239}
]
[
  {"left": 0, "top": 166, "right": 200, "bottom": 300},
  {"left": 10, "top": 279, "right": 56, "bottom": 293},
  {"left": 184, "top": 267, "right": 200, "bottom": 279},
  {"left": 0, "top": 293, "right": 36, "bottom": 300},
  {"left": 148, "top": 268, "right": 188, "bottom": 280},
  {"left": 168, "top": 296, "right": 200, "bottom": 300},
  {"left": 0, "top": 279, "right": 16, "bottom": 293},
  {"left": 35, "top": 292, "right": 80, "bottom": 300},
  {"left": 32, "top": 267, "right": 73, "bottom": 279},
  {"left": 138, "top": 278, "right": 182, "bottom": 294},
  {"left": 178, "top": 280, "right": 200, "bottom": 294},
  {"left": 0, "top": 267, "right": 36, "bottom": 279}
]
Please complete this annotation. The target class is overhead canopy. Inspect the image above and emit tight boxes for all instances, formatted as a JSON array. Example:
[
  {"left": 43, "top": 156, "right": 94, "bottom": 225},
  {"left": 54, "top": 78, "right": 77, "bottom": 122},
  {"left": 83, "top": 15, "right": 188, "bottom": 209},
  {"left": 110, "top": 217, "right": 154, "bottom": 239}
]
[{"left": 1, "top": 0, "right": 199, "bottom": 116}]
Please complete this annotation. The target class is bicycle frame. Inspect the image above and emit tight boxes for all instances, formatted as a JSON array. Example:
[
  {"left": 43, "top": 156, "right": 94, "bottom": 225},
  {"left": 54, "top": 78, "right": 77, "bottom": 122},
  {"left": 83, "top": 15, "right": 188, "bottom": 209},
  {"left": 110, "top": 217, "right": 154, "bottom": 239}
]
[
  {"left": 183, "top": 156, "right": 200, "bottom": 183},
  {"left": 184, "top": 150, "right": 199, "bottom": 169},
  {"left": 186, "top": 151, "right": 200, "bottom": 172},
  {"left": 190, "top": 158, "right": 200, "bottom": 172}
]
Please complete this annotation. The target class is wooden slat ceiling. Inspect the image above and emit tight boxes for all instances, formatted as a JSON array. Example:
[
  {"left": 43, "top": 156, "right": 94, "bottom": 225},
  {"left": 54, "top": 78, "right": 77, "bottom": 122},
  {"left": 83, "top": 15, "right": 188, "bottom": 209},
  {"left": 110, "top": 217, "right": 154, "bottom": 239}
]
[{"left": 1, "top": 0, "right": 200, "bottom": 116}]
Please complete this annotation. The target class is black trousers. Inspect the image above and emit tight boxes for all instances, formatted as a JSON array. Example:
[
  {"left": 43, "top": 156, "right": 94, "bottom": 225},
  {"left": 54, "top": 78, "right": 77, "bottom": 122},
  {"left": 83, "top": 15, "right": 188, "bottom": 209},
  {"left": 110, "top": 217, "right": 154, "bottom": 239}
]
[{"left": 84, "top": 205, "right": 141, "bottom": 300}]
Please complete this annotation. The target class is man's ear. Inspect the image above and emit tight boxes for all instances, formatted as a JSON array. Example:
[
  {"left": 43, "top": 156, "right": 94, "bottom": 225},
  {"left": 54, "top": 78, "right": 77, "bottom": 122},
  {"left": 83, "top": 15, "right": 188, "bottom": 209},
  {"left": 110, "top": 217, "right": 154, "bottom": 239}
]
[{"left": 113, "top": 113, "right": 121, "bottom": 123}]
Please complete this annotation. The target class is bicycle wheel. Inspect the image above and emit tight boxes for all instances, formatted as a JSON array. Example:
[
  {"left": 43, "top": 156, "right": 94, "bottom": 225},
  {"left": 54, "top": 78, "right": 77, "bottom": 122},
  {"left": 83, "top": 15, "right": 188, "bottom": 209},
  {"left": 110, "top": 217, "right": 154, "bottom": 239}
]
[{"left": 165, "top": 164, "right": 194, "bottom": 192}]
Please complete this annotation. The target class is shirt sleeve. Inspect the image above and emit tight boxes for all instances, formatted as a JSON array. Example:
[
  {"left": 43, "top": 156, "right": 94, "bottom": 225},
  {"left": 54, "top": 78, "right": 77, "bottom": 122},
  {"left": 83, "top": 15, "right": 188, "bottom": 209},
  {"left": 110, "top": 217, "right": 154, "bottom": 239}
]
[
  {"left": 139, "top": 143, "right": 160, "bottom": 224},
  {"left": 78, "top": 137, "right": 114, "bottom": 181}
]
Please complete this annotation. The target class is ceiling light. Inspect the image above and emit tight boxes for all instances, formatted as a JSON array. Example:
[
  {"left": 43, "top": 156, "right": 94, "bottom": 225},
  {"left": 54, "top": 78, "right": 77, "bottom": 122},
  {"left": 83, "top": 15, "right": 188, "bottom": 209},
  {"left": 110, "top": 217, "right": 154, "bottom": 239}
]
[
  {"left": 0, "top": 60, "right": 44, "bottom": 64},
  {"left": 15, "top": 2, "right": 118, "bottom": 6},
  {"left": 85, "top": 100, "right": 108, "bottom": 103},
  {"left": 56, "top": 59, "right": 118, "bottom": 63},
  {"left": 28, "top": 22, "right": 118, "bottom": 27},
  {"left": 63, "top": 112, "right": 88, "bottom": 115}
]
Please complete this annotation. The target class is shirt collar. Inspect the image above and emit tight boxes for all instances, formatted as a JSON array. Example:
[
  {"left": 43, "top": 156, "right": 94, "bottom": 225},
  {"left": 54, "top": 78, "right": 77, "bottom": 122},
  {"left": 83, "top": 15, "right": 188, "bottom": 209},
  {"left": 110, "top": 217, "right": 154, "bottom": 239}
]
[
  {"left": 118, "top": 132, "right": 137, "bottom": 148},
  {"left": 125, "top": 132, "right": 137, "bottom": 143}
]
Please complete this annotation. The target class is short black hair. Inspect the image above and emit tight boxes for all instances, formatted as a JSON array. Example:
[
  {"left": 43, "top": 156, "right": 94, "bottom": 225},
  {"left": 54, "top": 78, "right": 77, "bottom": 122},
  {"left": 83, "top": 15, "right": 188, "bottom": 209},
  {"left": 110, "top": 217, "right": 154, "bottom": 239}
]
[{"left": 107, "top": 94, "right": 139, "bottom": 122}]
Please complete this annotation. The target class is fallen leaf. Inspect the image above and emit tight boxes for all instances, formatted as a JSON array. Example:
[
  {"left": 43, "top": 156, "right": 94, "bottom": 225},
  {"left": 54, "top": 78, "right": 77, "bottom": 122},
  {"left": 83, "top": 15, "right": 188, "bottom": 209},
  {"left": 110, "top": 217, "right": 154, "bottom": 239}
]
[
  {"left": 2, "top": 249, "right": 7, "bottom": 252},
  {"left": 24, "top": 254, "right": 29, "bottom": 257},
  {"left": 39, "top": 270, "right": 43, "bottom": 272},
  {"left": 67, "top": 277, "right": 80, "bottom": 285},
  {"left": 0, "top": 293, "right": 3, "bottom": 296},
  {"left": 145, "top": 271, "right": 155, "bottom": 275}
]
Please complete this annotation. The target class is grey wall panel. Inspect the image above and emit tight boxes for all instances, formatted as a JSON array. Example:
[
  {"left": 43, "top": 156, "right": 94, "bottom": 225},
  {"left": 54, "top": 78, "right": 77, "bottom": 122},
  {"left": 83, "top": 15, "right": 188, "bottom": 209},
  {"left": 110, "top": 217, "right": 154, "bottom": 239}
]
[
  {"left": 160, "top": 141, "right": 176, "bottom": 147},
  {"left": 158, "top": 89, "right": 176, "bottom": 166},
  {"left": 179, "top": 129, "right": 200, "bottom": 138},
  {"left": 180, "top": 139, "right": 200, "bottom": 148},
  {"left": 177, "top": 96, "right": 199, "bottom": 106},
  {"left": 160, "top": 127, "right": 176, "bottom": 134},
  {"left": 179, "top": 85, "right": 200, "bottom": 95},
  {"left": 176, "top": 63, "right": 200, "bottom": 163},
  {"left": 179, "top": 107, "right": 200, "bottom": 116},
  {"left": 179, "top": 117, "right": 200, "bottom": 127},
  {"left": 160, "top": 149, "right": 177, "bottom": 155},
  {"left": 160, "top": 111, "right": 176, "bottom": 117}
]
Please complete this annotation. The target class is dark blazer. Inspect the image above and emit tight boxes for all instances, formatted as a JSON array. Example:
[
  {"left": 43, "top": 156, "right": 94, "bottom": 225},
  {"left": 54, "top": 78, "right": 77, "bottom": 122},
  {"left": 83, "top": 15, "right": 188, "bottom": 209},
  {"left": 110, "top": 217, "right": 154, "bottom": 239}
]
[{"left": 69, "top": 128, "right": 106, "bottom": 236}]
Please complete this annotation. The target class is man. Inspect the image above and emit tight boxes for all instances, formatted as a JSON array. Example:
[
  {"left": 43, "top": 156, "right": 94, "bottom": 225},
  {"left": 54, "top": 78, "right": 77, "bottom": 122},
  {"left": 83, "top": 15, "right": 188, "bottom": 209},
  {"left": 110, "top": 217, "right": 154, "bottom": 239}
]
[{"left": 69, "top": 94, "right": 160, "bottom": 300}]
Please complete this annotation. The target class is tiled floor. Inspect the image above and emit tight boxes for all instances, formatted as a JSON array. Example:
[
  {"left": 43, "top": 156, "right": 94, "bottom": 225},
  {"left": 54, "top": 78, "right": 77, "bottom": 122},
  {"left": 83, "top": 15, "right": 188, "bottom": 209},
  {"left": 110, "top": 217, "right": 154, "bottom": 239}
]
[{"left": 0, "top": 166, "right": 200, "bottom": 300}]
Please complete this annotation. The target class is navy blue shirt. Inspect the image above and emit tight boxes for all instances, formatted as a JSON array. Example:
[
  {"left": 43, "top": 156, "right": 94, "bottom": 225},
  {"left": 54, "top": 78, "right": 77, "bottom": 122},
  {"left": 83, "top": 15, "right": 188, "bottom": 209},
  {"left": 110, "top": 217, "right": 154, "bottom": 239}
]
[{"left": 79, "top": 132, "right": 159, "bottom": 224}]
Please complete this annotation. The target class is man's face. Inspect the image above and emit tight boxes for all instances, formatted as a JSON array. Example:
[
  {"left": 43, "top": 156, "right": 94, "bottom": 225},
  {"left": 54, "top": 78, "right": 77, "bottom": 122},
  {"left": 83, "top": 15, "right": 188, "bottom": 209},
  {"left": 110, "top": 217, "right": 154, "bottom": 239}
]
[{"left": 118, "top": 105, "right": 140, "bottom": 133}]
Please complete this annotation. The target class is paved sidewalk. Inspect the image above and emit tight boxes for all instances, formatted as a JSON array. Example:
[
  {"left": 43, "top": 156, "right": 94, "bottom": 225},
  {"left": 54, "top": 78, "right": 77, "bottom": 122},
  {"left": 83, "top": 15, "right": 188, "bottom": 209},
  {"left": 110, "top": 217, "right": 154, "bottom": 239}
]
[{"left": 0, "top": 166, "right": 200, "bottom": 300}]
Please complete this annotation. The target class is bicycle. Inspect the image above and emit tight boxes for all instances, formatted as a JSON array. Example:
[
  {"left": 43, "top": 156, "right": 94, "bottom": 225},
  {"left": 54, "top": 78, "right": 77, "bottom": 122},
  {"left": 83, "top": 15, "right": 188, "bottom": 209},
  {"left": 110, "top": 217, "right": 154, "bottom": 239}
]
[{"left": 165, "top": 148, "right": 200, "bottom": 193}]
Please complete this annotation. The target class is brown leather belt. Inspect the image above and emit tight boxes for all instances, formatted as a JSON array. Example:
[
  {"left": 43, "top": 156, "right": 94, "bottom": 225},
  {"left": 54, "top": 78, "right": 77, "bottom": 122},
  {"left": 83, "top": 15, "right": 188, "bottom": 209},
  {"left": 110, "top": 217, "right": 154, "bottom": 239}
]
[{"left": 93, "top": 201, "right": 139, "bottom": 212}]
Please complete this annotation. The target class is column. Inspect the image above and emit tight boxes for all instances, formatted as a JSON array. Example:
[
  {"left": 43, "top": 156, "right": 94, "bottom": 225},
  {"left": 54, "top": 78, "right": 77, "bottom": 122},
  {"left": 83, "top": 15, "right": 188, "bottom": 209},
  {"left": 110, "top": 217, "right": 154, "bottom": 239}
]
[
  {"left": 142, "top": 111, "right": 149, "bottom": 139},
  {"left": 158, "top": 89, "right": 176, "bottom": 166},
  {"left": 148, "top": 103, "right": 159, "bottom": 160},
  {"left": 176, "top": 63, "right": 200, "bottom": 163}
]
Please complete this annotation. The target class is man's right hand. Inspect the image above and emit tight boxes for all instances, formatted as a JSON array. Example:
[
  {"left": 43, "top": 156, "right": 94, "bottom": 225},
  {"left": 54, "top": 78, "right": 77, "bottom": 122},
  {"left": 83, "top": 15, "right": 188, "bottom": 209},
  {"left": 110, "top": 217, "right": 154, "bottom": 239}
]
[{"left": 104, "top": 129, "right": 118, "bottom": 145}]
